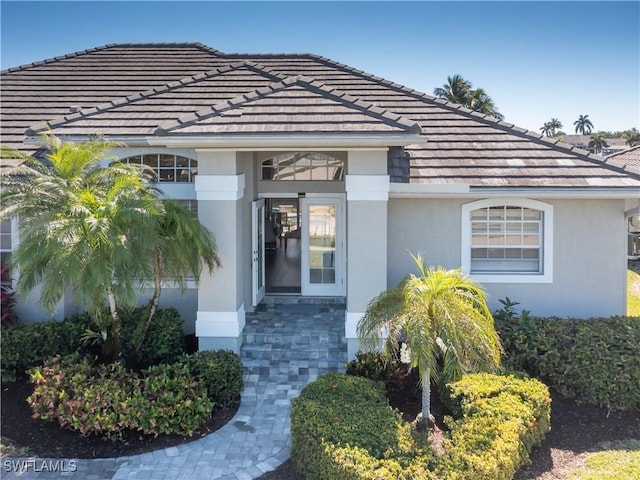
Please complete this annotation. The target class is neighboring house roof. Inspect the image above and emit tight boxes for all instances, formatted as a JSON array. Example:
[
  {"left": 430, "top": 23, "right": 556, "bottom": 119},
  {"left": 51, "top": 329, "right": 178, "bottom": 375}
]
[
  {"left": 2, "top": 43, "right": 639, "bottom": 188},
  {"left": 606, "top": 146, "right": 640, "bottom": 175}
]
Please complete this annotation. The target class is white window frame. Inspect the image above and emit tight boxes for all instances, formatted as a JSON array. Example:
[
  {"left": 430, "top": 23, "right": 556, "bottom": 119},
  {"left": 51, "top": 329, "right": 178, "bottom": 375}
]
[{"left": 461, "top": 198, "right": 553, "bottom": 284}]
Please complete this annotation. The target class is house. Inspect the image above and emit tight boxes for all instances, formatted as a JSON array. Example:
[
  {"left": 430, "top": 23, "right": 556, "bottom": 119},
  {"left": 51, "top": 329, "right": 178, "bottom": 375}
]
[
  {"left": 2, "top": 43, "right": 639, "bottom": 357},
  {"left": 559, "top": 134, "right": 629, "bottom": 156},
  {"left": 605, "top": 146, "right": 640, "bottom": 259}
]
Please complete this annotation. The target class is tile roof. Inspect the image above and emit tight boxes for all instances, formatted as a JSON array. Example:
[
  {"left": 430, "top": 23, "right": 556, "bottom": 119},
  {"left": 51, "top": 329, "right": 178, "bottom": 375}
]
[
  {"left": 606, "top": 146, "right": 640, "bottom": 174},
  {"left": 2, "top": 43, "right": 639, "bottom": 188}
]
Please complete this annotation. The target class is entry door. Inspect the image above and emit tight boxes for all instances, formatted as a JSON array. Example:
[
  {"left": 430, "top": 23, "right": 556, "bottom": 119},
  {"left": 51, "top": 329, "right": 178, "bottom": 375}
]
[
  {"left": 301, "top": 197, "right": 345, "bottom": 296},
  {"left": 252, "top": 199, "right": 266, "bottom": 306}
]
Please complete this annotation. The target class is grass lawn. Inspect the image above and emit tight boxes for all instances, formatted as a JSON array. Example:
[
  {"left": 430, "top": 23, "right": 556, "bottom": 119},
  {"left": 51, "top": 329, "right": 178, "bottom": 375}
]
[
  {"left": 628, "top": 269, "right": 640, "bottom": 316},
  {"left": 568, "top": 440, "right": 640, "bottom": 480}
]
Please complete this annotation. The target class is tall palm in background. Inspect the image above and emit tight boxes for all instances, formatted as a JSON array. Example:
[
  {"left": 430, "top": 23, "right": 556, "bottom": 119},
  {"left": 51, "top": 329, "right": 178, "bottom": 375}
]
[
  {"left": 623, "top": 128, "right": 640, "bottom": 147},
  {"left": 433, "top": 74, "right": 504, "bottom": 120},
  {"left": 433, "top": 74, "right": 472, "bottom": 105},
  {"left": 540, "top": 118, "right": 563, "bottom": 137},
  {"left": 357, "top": 253, "right": 502, "bottom": 426},
  {"left": 588, "top": 133, "right": 609, "bottom": 154},
  {"left": 573, "top": 114, "right": 594, "bottom": 134}
]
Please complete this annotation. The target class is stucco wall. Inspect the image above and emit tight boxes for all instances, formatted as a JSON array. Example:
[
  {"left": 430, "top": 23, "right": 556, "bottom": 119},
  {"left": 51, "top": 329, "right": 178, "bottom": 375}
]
[{"left": 388, "top": 198, "right": 627, "bottom": 318}]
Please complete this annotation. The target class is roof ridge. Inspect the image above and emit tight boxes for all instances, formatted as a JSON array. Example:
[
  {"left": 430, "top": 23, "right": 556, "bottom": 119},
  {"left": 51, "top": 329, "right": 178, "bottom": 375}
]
[
  {"left": 155, "top": 74, "right": 422, "bottom": 135},
  {"left": 305, "top": 54, "right": 638, "bottom": 177},
  {"left": 2, "top": 42, "right": 222, "bottom": 74},
  {"left": 606, "top": 144, "right": 640, "bottom": 159},
  {"left": 25, "top": 61, "right": 272, "bottom": 136}
]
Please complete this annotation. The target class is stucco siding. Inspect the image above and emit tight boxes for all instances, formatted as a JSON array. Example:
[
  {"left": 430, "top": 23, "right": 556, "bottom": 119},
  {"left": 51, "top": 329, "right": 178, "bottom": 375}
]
[{"left": 388, "top": 198, "right": 626, "bottom": 318}]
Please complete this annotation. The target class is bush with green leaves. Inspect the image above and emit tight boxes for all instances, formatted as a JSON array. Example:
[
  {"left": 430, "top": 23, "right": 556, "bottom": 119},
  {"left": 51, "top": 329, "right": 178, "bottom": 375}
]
[
  {"left": 346, "top": 350, "right": 417, "bottom": 397},
  {"left": 439, "top": 373, "right": 551, "bottom": 480},
  {"left": 122, "top": 307, "right": 185, "bottom": 368},
  {"left": 495, "top": 298, "right": 640, "bottom": 411},
  {"left": 1, "top": 313, "right": 94, "bottom": 382},
  {"left": 28, "top": 354, "right": 213, "bottom": 438},
  {"left": 291, "top": 372, "right": 550, "bottom": 480},
  {"left": 291, "top": 373, "right": 434, "bottom": 480},
  {"left": 179, "top": 350, "right": 243, "bottom": 408},
  {"left": 1, "top": 307, "right": 185, "bottom": 381}
]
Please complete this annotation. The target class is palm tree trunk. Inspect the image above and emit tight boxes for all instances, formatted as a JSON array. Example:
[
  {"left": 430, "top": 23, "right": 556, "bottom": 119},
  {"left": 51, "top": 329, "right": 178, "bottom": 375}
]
[
  {"left": 105, "top": 284, "right": 123, "bottom": 363},
  {"left": 136, "top": 248, "right": 162, "bottom": 351},
  {"left": 421, "top": 367, "right": 432, "bottom": 427}
]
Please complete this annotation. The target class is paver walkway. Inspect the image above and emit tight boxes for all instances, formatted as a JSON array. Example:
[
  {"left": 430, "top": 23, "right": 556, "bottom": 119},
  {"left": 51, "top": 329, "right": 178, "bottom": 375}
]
[{"left": 2, "top": 298, "right": 347, "bottom": 480}]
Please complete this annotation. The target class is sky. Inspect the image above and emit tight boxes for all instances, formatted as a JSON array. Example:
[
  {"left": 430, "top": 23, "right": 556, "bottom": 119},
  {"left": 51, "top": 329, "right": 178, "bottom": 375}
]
[{"left": 1, "top": 1, "right": 638, "bottom": 134}]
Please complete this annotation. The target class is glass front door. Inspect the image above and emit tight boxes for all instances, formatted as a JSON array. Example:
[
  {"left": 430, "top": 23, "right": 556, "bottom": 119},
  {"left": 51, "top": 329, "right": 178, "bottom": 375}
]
[
  {"left": 252, "top": 199, "right": 266, "bottom": 306},
  {"left": 301, "top": 197, "right": 345, "bottom": 296}
]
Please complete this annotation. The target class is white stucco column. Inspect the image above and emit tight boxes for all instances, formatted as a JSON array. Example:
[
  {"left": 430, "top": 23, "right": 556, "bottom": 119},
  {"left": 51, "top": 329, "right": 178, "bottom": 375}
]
[
  {"left": 345, "top": 150, "right": 390, "bottom": 359},
  {"left": 194, "top": 156, "right": 246, "bottom": 353}
]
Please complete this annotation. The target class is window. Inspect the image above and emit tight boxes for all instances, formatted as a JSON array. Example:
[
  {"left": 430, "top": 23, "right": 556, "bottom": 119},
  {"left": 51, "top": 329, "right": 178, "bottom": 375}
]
[
  {"left": 261, "top": 152, "right": 344, "bottom": 181},
  {"left": 121, "top": 154, "right": 197, "bottom": 183},
  {"left": 461, "top": 199, "right": 553, "bottom": 283},
  {"left": 1, "top": 219, "right": 12, "bottom": 285}
]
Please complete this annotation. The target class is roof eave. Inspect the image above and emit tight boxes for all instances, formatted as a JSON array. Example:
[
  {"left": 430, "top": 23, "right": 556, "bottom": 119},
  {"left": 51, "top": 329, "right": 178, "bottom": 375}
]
[
  {"left": 146, "top": 133, "right": 427, "bottom": 149},
  {"left": 390, "top": 183, "right": 640, "bottom": 199}
]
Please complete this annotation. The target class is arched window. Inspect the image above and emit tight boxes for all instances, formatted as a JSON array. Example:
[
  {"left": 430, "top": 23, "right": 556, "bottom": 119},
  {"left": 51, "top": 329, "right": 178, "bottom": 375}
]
[
  {"left": 261, "top": 152, "right": 344, "bottom": 181},
  {"left": 120, "top": 153, "right": 197, "bottom": 183},
  {"left": 461, "top": 199, "right": 553, "bottom": 283}
]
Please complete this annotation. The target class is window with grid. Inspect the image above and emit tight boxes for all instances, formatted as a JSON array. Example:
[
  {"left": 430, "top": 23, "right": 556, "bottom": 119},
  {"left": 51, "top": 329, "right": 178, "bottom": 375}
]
[
  {"left": 462, "top": 199, "right": 553, "bottom": 283},
  {"left": 470, "top": 206, "right": 543, "bottom": 274},
  {"left": 121, "top": 154, "right": 197, "bottom": 183},
  {"left": 261, "top": 152, "right": 344, "bottom": 181}
]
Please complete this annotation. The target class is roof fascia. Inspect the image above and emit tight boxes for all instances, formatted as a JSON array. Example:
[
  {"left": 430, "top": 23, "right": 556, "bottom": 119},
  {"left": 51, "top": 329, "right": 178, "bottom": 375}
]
[
  {"left": 146, "top": 133, "right": 426, "bottom": 149},
  {"left": 390, "top": 183, "right": 640, "bottom": 199}
]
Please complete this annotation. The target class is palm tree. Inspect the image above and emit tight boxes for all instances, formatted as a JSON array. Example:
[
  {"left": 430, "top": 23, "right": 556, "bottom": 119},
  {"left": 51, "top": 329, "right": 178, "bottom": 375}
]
[
  {"left": 588, "top": 133, "right": 609, "bottom": 154},
  {"left": 357, "top": 253, "right": 502, "bottom": 426},
  {"left": 1, "top": 136, "right": 221, "bottom": 362},
  {"left": 540, "top": 122, "right": 553, "bottom": 137},
  {"left": 549, "top": 118, "right": 563, "bottom": 136},
  {"left": 573, "top": 114, "right": 594, "bottom": 135},
  {"left": 467, "top": 88, "right": 504, "bottom": 120},
  {"left": 136, "top": 199, "right": 221, "bottom": 351},
  {"left": 433, "top": 74, "right": 472, "bottom": 105},
  {"left": 1, "top": 136, "right": 162, "bottom": 361},
  {"left": 622, "top": 128, "right": 640, "bottom": 147},
  {"left": 433, "top": 75, "right": 504, "bottom": 120}
]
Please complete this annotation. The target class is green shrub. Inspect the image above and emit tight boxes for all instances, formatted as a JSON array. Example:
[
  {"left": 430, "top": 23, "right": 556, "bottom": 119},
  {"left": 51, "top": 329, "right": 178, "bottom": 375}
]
[
  {"left": 495, "top": 301, "right": 640, "bottom": 411},
  {"left": 179, "top": 350, "right": 243, "bottom": 408},
  {"left": 1, "top": 307, "right": 186, "bottom": 381},
  {"left": 291, "top": 373, "right": 550, "bottom": 480},
  {"left": 291, "top": 373, "right": 434, "bottom": 480},
  {"left": 1, "top": 314, "right": 94, "bottom": 382},
  {"left": 27, "top": 354, "right": 213, "bottom": 438},
  {"left": 346, "top": 350, "right": 418, "bottom": 398},
  {"left": 122, "top": 307, "right": 185, "bottom": 368},
  {"left": 439, "top": 374, "right": 551, "bottom": 480}
]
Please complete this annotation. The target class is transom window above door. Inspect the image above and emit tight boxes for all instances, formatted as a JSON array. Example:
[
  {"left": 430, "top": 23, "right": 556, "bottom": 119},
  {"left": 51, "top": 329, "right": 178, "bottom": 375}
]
[
  {"left": 261, "top": 152, "right": 344, "bottom": 181},
  {"left": 120, "top": 153, "right": 198, "bottom": 183}
]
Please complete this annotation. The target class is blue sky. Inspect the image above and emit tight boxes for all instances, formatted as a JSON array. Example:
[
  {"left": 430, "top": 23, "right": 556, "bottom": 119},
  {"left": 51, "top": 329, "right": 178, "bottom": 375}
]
[{"left": 1, "top": 1, "right": 638, "bottom": 133}]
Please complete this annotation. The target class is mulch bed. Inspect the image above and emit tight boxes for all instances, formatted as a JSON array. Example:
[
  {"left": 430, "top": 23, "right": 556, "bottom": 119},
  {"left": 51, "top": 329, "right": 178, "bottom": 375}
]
[
  {"left": 1, "top": 379, "right": 238, "bottom": 458},
  {"left": 2, "top": 376, "right": 639, "bottom": 480}
]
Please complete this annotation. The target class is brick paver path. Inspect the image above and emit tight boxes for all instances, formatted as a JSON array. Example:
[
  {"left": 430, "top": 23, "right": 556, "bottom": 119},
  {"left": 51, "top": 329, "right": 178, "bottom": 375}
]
[{"left": 2, "top": 298, "right": 347, "bottom": 480}]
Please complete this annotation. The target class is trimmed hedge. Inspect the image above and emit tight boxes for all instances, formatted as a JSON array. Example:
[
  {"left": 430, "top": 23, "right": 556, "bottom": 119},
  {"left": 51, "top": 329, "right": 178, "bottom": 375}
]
[
  {"left": 1, "top": 307, "right": 185, "bottom": 381},
  {"left": 179, "top": 350, "right": 243, "bottom": 408},
  {"left": 27, "top": 350, "right": 242, "bottom": 438},
  {"left": 495, "top": 310, "right": 640, "bottom": 411},
  {"left": 1, "top": 313, "right": 94, "bottom": 382},
  {"left": 291, "top": 373, "right": 550, "bottom": 480},
  {"left": 439, "top": 373, "right": 551, "bottom": 480}
]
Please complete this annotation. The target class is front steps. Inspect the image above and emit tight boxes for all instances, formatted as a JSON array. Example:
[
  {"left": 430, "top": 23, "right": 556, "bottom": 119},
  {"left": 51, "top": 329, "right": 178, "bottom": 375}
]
[{"left": 241, "top": 298, "right": 347, "bottom": 379}]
